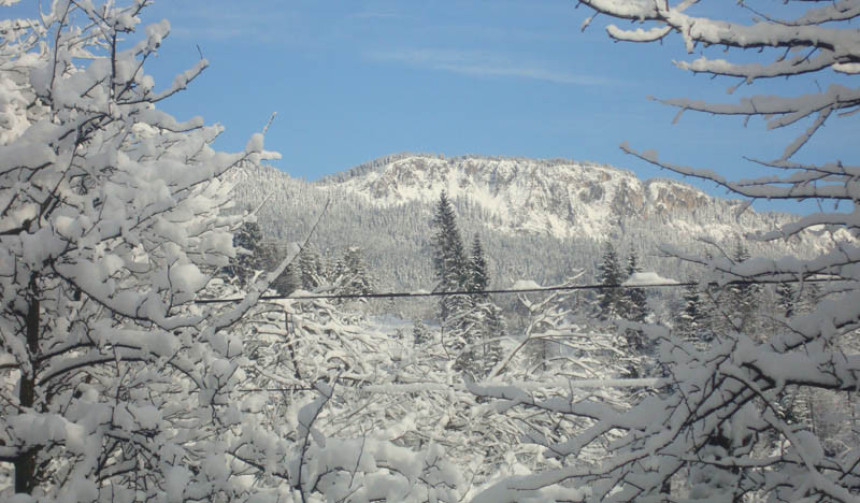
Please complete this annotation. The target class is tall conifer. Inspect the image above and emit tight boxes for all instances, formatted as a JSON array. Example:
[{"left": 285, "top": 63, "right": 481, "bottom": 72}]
[
  {"left": 431, "top": 191, "right": 470, "bottom": 322},
  {"left": 596, "top": 242, "right": 624, "bottom": 320},
  {"left": 468, "top": 235, "right": 489, "bottom": 293},
  {"left": 726, "top": 242, "right": 760, "bottom": 334},
  {"left": 623, "top": 249, "right": 648, "bottom": 323}
]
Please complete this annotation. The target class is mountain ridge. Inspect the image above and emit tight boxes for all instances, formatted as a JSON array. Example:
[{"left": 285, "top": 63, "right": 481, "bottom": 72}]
[
  {"left": 228, "top": 153, "right": 820, "bottom": 290},
  {"left": 314, "top": 153, "right": 749, "bottom": 240}
]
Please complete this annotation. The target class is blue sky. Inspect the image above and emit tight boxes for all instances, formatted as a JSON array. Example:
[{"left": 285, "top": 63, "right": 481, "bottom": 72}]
[{"left": 6, "top": 1, "right": 857, "bottom": 212}]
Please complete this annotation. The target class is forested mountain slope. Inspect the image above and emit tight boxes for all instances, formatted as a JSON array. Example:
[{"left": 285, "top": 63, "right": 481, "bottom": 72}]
[{"left": 228, "top": 154, "right": 826, "bottom": 290}]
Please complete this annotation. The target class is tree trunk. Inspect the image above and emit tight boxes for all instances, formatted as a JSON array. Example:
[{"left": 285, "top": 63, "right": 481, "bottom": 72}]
[{"left": 15, "top": 281, "right": 40, "bottom": 494}]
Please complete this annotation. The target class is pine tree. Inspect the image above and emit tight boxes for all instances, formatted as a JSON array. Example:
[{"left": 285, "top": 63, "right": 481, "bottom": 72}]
[
  {"left": 726, "top": 242, "right": 760, "bottom": 335},
  {"left": 480, "top": 304, "right": 506, "bottom": 374},
  {"left": 430, "top": 205, "right": 506, "bottom": 378},
  {"left": 596, "top": 242, "right": 624, "bottom": 320},
  {"left": 468, "top": 234, "right": 489, "bottom": 293},
  {"left": 332, "top": 245, "right": 374, "bottom": 296},
  {"left": 676, "top": 281, "right": 706, "bottom": 343},
  {"left": 623, "top": 249, "right": 648, "bottom": 323},
  {"left": 226, "top": 220, "right": 269, "bottom": 288},
  {"left": 431, "top": 191, "right": 470, "bottom": 322},
  {"left": 614, "top": 250, "right": 646, "bottom": 376},
  {"left": 430, "top": 191, "right": 474, "bottom": 377},
  {"left": 459, "top": 235, "right": 505, "bottom": 377}
]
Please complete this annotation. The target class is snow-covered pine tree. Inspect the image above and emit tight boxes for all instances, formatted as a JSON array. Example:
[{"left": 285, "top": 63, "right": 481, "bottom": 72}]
[
  {"left": 595, "top": 242, "right": 624, "bottom": 320},
  {"left": 470, "top": 235, "right": 500, "bottom": 344},
  {"left": 675, "top": 280, "right": 707, "bottom": 344},
  {"left": 0, "top": 2, "right": 280, "bottom": 499},
  {"left": 430, "top": 190, "right": 473, "bottom": 371},
  {"left": 298, "top": 244, "right": 327, "bottom": 291},
  {"left": 619, "top": 249, "right": 649, "bottom": 365},
  {"left": 481, "top": 307, "right": 505, "bottom": 375},
  {"left": 458, "top": 234, "right": 504, "bottom": 377},
  {"left": 431, "top": 191, "right": 470, "bottom": 314},
  {"left": 331, "top": 245, "right": 374, "bottom": 297},
  {"left": 596, "top": 243, "right": 653, "bottom": 376},
  {"left": 725, "top": 241, "right": 761, "bottom": 335},
  {"left": 467, "top": 234, "right": 490, "bottom": 293},
  {"left": 696, "top": 242, "right": 761, "bottom": 340},
  {"left": 226, "top": 220, "right": 274, "bottom": 288},
  {"left": 622, "top": 249, "right": 648, "bottom": 324}
]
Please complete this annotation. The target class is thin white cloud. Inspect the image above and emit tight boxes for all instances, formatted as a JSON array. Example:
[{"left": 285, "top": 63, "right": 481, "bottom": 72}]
[
  {"left": 161, "top": 4, "right": 301, "bottom": 45},
  {"left": 367, "top": 48, "right": 612, "bottom": 86}
]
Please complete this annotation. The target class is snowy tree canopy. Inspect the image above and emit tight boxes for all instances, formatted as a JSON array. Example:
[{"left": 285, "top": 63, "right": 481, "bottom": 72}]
[
  {"left": 581, "top": 0, "right": 859, "bottom": 166},
  {"left": 0, "top": 2, "right": 282, "bottom": 500},
  {"left": 473, "top": 2, "right": 860, "bottom": 502}
]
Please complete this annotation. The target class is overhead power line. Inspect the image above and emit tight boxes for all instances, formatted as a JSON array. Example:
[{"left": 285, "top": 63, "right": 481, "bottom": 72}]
[{"left": 195, "top": 276, "right": 841, "bottom": 305}]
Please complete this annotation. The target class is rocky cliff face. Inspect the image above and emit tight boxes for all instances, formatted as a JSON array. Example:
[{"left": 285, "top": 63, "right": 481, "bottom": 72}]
[{"left": 317, "top": 154, "right": 750, "bottom": 241}]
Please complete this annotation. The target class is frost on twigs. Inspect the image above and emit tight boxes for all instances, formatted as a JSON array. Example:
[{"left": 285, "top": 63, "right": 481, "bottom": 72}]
[
  {"left": 586, "top": 0, "right": 860, "bottom": 166},
  {"left": 473, "top": 1, "right": 860, "bottom": 501},
  {"left": 222, "top": 297, "right": 468, "bottom": 502},
  {"left": 0, "top": 1, "right": 282, "bottom": 500},
  {"left": 244, "top": 132, "right": 281, "bottom": 163}
]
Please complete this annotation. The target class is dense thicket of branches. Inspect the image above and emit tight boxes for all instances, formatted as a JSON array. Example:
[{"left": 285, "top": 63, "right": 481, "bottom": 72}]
[
  {"left": 475, "top": 2, "right": 860, "bottom": 501},
  {"left": 3, "top": 1, "right": 857, "bottom": 502}
]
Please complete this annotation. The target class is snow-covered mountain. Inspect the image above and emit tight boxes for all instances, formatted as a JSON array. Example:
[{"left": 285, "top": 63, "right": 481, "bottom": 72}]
[
  {"left": 228, "top": 153, "right": 821, "bottom": 290},
  {"left": 320, "top": 154, "right": 753, "bottom": 240}
]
